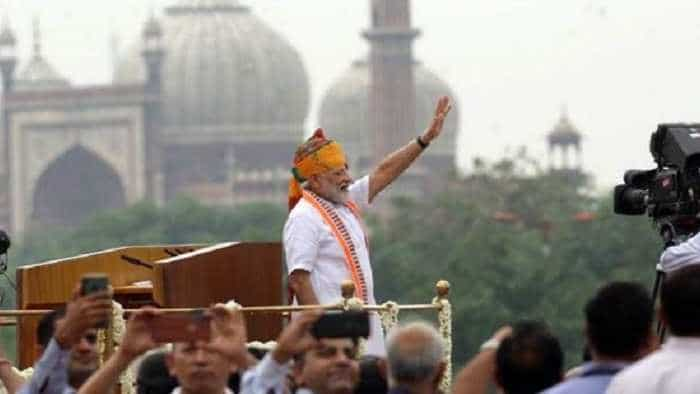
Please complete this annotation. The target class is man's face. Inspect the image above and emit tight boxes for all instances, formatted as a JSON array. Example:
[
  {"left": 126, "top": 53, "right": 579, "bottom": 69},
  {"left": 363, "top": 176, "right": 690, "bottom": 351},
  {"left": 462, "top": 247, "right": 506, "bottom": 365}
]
[
  {"left": 298, "top": 338, "right": 360, "bottom": 394},
  {"left": 310, "top": 166, "right": 353, "bottom": 204},
  {"left": 53, "top": 318, "right": 99, "bottom": 387},
  {"left": 167, "top": 341, "right": 231, "bottom": 393}
]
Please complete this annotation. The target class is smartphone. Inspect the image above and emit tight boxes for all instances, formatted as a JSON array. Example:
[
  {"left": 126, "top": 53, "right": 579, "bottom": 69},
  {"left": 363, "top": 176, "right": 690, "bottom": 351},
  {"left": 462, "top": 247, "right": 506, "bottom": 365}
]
[
  {"left": 80, "top": 273, "right": 110, "bottom": 328},
  {"left": 312, "top": 311, "right": 370, "bottom": 339},
  {"left": 80, "top": 273, "right": 109, "bottom": 296},
  {"left": 147, "top": 312, "right": 212, "bottom": 343}
]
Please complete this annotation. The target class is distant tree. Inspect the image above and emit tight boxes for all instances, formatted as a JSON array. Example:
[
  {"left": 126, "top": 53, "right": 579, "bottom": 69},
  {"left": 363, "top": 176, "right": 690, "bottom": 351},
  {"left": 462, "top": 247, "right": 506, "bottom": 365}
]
[
  {"left": 372, "top": 152, "right": 661, "bottom": 367},
  {"left": 0, "top": 154, "right": 665, "bottom": 371}
]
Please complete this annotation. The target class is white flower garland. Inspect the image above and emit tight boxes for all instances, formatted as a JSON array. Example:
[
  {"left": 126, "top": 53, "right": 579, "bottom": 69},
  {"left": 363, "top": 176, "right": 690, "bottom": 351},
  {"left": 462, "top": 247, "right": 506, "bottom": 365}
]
[
  {"left": 378, "top": 301, "right": 399, "bottom": 336},
  {"left": 433, "top": 296, "right": 452, "bottom": 393},
  {"left": 95, "top": 301, "right": 133, "bottom": 393}
]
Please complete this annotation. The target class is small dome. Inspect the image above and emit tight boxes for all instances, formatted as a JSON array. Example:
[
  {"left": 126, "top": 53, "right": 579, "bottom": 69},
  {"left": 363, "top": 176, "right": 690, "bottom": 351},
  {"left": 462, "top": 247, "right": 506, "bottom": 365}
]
[
  {"left": 0, "top": 27, "right": 15, "bottom": 46},
  {"left": 142, "top": 16, "right": 163, "bottom": 39},
  {"left": 318, "top": 59, "right": 459, "bottom": 167},
  {"left": 14, "top": 56, "right": 70, "bottom": 91},
  {"left": 548, "top": 113, "right": 581, "bottom": 146},
  {"left": 114, "top": 0, "right": 309, "bottom": 139},
  {"left": 15, "top": 20, "right": 69, "bottom": 92}
]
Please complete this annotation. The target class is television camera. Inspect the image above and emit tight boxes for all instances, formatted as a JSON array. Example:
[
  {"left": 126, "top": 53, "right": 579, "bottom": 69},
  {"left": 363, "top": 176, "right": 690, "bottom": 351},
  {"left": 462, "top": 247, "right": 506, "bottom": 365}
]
[{"left": 614, "top": 124, "right": 700, "bottom": 245}]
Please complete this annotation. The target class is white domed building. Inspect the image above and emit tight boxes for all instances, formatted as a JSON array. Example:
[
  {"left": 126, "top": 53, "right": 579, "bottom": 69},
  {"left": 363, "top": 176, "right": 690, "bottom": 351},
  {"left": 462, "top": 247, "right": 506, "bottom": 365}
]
[
  {"left": 114, "top": 0, "right": 310, "bottom": 205},
  {"left": 0, "top": 0, "right": 310, "bottom": 233}
]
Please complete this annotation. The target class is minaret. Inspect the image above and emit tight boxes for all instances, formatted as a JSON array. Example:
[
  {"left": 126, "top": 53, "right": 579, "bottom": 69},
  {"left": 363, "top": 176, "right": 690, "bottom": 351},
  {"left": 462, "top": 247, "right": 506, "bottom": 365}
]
[
  {"left": 31, "top": 16, "right": 41, "bottom": 60},
  {"left": 0, "top": 14, "right": 16, "bottom": 94},
  {"left": 363, "top": 0, "right": 420, "bottom": 166},
  {"left": 141, "top": 12, "right": 165, "bottom": 204},
  {"left": 0, "top": 13, "right": 15, "bottom": 231}
]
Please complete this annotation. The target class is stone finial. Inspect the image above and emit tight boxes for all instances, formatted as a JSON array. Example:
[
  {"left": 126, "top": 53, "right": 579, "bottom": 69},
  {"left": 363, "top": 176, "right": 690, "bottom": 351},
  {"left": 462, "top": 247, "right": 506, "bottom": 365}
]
[
  {"left": 341, "top": 280, "right": 356, "bottom": 299},
  {"left": 436, "top": 280, "right": 450, "bottom": 299}
]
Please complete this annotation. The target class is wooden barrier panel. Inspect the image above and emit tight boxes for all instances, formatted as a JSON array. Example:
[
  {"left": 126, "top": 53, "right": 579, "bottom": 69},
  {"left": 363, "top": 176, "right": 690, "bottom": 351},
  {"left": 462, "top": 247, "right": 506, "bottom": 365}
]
[
  {"left": 152, "top": 242, "right": 284, "bottom": 342},
  {"left": 16, "top": 244, "right": 205, "bottom": 368}
]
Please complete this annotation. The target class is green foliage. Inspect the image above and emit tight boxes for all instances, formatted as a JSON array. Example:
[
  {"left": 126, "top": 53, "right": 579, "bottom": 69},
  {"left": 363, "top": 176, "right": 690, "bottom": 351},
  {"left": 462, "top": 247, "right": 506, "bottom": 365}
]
[
  {"left": 11, "top": 197, "right": 286, "bottom": 267},
  {"left": 372, "top": 155, "right": 661, "bottom": 367},
  {"left": 0, "top": 155, "right": 664, "bottom": 370}
]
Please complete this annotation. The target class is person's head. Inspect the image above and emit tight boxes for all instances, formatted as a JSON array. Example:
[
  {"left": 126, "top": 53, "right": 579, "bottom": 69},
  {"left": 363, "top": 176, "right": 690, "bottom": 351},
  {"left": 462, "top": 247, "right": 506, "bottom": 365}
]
[
  {"left": 585, "top": 281, "right": 654, "bottom": 360},
  {"left": 293, "top": 337, "right": 360, "bottom": 394},
  {"left": 37, "top": 306, "right": 100, "bottom": 388},
  {"left": 137, "top": 350, "right": 179, "bottom": 394},
  {"left": 385, "top": 321, "right": 445, "bottom": 392},
  {"left": 289, "top": 128, "right": 351, "bottom": 209},
  {"left": 307, "top": 166, "right": 353, "bottom": 204},
  {"left": 661, "top": 264, "right": 700, "bottom": 336},
  {"left": 354, "top": 355, "right": 388, "bottom": 394},
  {"left": 495, "top": 321, "right": 563, "bottom": 394},
  {"left": 166, "top": 341, "right": 232, "bottom": 394}
]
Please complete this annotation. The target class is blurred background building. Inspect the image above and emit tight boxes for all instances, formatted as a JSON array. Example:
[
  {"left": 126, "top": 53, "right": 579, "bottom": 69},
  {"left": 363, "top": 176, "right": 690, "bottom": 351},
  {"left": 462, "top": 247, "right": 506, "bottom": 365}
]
[{"left": 0, "top": 0, "right": 461, "bottom": 234}]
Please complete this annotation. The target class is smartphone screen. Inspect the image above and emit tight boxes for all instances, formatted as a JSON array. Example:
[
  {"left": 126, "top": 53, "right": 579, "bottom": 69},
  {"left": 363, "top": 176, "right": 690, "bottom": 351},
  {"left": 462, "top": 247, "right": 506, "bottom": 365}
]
[
  {"left": 80, "top": 273, "right": 110, "bottom": 328},
  {"left": 80, "top": 273, "right": 109, "bottom": 296},
  {"left": 312, "top": 311, "right": 370, "bottom": 339},
  {"left": 147, "top": 312, "right": 212, "bottom": 343}
]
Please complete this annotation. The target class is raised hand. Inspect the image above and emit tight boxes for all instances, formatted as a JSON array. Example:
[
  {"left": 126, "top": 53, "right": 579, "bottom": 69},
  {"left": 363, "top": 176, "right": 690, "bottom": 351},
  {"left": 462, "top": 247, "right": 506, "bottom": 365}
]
[
  {"left": 203, "top": 304, "right": 249, "bottom": 367},
  {"left": 54, "top": 286, "right": 113, "bottom": 349},
  {"left": 271, "top": 310, "right": 322, "bottom": 364},
  {"left": 420, "top": 96, "right": 452, "bottom": 144},
  {"left": 117, "top": 308, "right": 159, "bottom": 361}
]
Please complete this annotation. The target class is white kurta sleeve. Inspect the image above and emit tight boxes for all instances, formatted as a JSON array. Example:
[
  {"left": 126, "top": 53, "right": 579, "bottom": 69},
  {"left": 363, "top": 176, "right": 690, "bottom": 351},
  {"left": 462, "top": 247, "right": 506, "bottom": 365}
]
[
  {"left": 283, "top": 210, "right": 321, "bottom": 274},
  {"left": 660, "top": 232, "right": 700, "bottom": 272},
  {"left": 349, "top": 175, "right": 370, "bottom": 210}
]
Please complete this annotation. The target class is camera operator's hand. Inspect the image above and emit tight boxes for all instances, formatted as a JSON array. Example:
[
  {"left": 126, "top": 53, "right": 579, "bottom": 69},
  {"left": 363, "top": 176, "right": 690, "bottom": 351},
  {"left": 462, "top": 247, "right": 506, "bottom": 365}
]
[
  {"left": 271, "top": 310, "right": 322, "bottom": 364},
  {"left": 54, "top": 286, "right": 112, "bottom": 349}
]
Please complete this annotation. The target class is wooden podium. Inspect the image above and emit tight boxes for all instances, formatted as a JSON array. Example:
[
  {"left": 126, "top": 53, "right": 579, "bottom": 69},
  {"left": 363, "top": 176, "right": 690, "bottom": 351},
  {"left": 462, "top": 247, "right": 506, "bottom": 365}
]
[{"left": 16, "top": 242, "right": 283, "bottom": 368}]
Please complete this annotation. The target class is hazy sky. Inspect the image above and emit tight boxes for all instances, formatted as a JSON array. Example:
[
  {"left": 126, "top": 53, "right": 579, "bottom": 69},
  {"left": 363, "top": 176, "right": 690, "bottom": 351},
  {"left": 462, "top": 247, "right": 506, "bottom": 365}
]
[{"left": 5, "top": 0, "right": 700, "bottom": 189}]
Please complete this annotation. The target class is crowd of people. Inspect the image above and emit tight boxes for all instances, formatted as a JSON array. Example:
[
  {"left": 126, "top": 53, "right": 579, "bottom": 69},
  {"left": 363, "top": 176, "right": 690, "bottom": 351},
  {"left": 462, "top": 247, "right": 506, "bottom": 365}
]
[{"left": 0, "top": 261, "right": 697, "bottom": 394}]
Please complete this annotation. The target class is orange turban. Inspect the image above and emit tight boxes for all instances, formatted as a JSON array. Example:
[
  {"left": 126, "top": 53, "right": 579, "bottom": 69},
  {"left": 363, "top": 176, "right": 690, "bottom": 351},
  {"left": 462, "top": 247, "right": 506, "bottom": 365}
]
[{"left": 288, "top": 129, "right": 347, "bottom": 210}]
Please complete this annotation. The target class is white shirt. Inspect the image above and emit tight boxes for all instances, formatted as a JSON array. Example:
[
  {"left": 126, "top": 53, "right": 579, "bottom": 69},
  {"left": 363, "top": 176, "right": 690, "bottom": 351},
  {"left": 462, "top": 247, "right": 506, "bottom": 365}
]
[
  {"left": 239, "top": 353, "right": 290, "bottom": 394},
  {"left": 660, "top": 231, "right": 700, "bottom": 272},
  {"left": 171, "top": 388, "right": 233, "bottom": 394},
  {"left": 283, "top": 175, "right": 385, "bottom": 356},
  {"left": 606, "top": 336, "right": 700, "bottom": 394}
]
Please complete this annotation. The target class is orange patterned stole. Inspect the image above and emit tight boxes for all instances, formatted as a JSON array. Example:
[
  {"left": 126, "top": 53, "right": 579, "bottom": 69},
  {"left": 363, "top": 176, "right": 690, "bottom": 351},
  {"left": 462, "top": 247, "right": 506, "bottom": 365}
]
[{"left": 303, "top": 189, "right": 369, "bottom": 302}]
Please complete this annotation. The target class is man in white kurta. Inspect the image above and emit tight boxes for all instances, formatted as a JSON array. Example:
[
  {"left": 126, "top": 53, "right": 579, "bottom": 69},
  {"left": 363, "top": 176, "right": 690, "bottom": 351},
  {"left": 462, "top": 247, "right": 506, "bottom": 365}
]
[
  {"left": 283, "top": 97, "right": 452, "bottom": 357},
  {"left": 284, "top": 174, "right": 386, "bottom": 354}
]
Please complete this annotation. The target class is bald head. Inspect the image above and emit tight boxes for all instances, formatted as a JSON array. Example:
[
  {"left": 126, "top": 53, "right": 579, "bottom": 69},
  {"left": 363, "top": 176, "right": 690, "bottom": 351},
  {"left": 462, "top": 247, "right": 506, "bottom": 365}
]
[{"left": 386, "top": 321, "right": 445, "bottom": 388}]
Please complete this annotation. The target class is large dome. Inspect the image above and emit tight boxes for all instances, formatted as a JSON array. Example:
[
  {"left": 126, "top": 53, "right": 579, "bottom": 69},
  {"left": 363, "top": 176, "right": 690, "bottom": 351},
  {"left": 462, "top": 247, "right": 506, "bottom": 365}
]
[
  {"left": 319, "top": 59, "right": 459, "bottom": 168},
  {"left": 114, "top": 0, "right": 310, "bottom": 139}
]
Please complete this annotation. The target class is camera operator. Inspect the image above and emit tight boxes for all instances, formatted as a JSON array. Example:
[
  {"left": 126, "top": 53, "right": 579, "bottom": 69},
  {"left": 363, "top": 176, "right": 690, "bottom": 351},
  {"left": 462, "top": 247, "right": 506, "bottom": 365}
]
[{"left": 659, "top": 231, "right": 700, "bottom": 272}]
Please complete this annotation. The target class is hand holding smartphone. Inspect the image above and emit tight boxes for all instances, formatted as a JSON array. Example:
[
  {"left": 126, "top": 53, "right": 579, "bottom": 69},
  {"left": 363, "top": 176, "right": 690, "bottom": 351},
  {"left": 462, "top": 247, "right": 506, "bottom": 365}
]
[
  {"left": 80, "top": 273, "right": 111, "bottom": 328},
  {"left": 146, "top": 312, "right": 212, "bottom": 343},
  {"left": 312, "top": 311, "right": 370, "bottom": 339}
]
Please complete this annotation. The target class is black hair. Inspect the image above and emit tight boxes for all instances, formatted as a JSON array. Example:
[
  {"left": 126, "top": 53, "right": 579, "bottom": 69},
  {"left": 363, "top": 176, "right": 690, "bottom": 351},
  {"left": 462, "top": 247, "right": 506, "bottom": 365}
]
[
  {"left": 495, "top": 321, "right": 563, "bottom": 394},
  {"left": 137, "top": 352, "right": 179, "bottom": 394},
  {"left": 661, "top": 265, "right": 700, "bottom": 336},
  {"left": 36, "top": 306, "right": 66, "bottom": 348},
  {"left": 354, "top": 355, "right": 388, "bottom": 394},
  {"left": 585, "top": 281, "right": 653, "bottom": 358}
]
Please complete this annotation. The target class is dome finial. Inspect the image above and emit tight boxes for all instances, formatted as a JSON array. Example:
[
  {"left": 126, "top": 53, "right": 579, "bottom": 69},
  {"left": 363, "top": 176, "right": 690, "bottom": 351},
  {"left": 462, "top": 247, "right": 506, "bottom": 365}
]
[
  {"left": 0, "top": 4, "right": 16, "bottom": 47},
  {"left": 32, "top": 15, "right": 42, "bottom": 59},
  {"left": 560, "top": 102, "right": 568, "bottom": 120}
]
